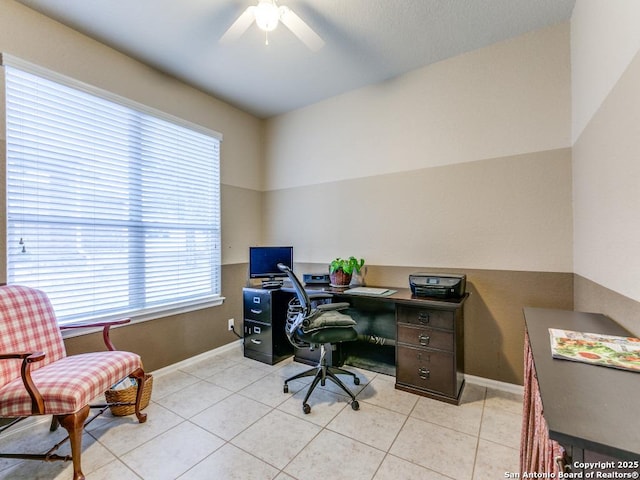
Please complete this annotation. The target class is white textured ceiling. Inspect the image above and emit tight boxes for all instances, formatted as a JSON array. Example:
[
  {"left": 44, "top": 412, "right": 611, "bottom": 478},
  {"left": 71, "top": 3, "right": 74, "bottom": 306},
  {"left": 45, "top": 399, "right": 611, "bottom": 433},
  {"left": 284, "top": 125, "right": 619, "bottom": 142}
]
[{"left": 16, "top": 0, "right": 576, "bottom": 118}]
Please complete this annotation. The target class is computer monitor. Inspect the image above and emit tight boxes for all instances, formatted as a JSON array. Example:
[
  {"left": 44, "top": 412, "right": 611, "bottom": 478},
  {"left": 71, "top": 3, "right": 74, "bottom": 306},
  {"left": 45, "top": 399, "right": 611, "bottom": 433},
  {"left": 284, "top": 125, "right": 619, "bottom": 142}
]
[{"left": 249, "top": 246, "right": 293, "bottom": 287}]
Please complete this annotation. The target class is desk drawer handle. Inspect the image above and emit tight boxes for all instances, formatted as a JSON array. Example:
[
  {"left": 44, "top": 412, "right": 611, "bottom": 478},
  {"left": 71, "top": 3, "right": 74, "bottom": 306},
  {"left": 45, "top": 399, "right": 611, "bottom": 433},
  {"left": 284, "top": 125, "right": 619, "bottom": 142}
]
[
  {"left": 250, "top": 309, "right": 262, "bottom": 315},
  {"left": 418, "top": 367, "right": 430, "bottom": 380},
  {"left": 250, "top": 339, "right": 262, "bottom": 345},
  {"left": 418, "top": 334, "right": 430, "bottom": 346},
  {"left": 417, "top": 312, "right": 430, "bottom": 324}
]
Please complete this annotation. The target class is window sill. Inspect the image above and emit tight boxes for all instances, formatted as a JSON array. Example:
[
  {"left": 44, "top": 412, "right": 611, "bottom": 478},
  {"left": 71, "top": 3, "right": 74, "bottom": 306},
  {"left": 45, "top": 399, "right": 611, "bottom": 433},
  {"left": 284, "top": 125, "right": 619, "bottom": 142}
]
[{"left": 60, "top": 296, "right": 226, "bottom": 339}]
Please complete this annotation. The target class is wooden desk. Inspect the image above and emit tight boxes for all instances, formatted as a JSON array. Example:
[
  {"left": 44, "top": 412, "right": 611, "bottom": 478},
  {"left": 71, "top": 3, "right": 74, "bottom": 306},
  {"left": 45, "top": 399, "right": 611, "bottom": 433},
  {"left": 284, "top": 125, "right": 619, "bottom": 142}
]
[
  {"left": 299, "top": 286, "right": 468, "bottom": 404},
  {"left": 522, "top": 307, "right": 640, "bottom": 474}
]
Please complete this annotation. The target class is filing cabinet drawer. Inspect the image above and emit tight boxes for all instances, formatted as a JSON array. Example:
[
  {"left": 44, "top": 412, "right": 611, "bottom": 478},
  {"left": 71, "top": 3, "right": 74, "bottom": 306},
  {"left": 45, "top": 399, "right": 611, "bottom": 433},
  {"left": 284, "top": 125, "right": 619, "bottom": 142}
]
[
  {"left": 396, "top": 305, "right": 453, "bottom": 330},
  {"left": 397, "top": 324, "right": 453, "bottom": 351},
  {"left": 396, "top": 345, "right": 455, "bottom": 397},
  {"left": 243, "top": 289, "right": 271, "bottom": 324},
  {"left": 244, "top": 320, "right": 272, "bottom": 355}
]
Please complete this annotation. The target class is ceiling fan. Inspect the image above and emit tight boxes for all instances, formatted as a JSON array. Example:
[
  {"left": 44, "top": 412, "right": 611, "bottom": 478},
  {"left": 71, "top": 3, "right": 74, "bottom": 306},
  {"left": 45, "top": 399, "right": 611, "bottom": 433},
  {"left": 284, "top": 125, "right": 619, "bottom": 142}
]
[{"left": 220, "top": 0, "right": 324, "bottom": 51}]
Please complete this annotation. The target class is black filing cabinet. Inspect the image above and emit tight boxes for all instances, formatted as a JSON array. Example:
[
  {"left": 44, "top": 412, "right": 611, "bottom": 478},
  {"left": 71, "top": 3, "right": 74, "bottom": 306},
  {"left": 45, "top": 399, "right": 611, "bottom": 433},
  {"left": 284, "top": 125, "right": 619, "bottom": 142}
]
[{"left": 243, "top": 287, "right": 294, "bottom": 365}]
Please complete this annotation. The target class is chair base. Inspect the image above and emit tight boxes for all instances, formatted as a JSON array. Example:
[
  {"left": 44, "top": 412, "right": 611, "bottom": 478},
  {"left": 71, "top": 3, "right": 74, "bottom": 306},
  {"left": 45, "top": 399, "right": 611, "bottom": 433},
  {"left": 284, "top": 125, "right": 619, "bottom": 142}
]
[{"left": 284, "top": 344, "right": 360, "bottom": 414}]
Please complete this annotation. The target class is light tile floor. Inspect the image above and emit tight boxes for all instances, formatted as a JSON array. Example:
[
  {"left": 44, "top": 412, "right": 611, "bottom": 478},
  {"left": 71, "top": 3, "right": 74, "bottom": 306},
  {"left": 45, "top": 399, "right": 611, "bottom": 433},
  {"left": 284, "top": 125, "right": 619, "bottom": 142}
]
[{"left": 0, "top": 346, "right": 523, "bottom": 480}]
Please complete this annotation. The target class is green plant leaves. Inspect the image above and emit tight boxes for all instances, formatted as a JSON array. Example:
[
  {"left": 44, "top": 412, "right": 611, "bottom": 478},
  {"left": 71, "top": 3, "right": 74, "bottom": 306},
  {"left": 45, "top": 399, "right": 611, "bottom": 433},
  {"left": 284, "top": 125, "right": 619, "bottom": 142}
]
[{"left": 329, "top": 256, "right": 365, "bottom": 274}]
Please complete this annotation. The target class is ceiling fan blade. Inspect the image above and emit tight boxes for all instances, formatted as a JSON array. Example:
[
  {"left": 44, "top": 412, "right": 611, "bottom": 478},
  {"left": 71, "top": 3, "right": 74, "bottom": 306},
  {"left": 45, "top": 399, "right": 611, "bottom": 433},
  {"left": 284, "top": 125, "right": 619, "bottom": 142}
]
[
  {"left": 220, "top": 6, "right": 256, "bottom": 44},
  {"left": 279, "top": 6, "right": 324, "bottom": 51}
]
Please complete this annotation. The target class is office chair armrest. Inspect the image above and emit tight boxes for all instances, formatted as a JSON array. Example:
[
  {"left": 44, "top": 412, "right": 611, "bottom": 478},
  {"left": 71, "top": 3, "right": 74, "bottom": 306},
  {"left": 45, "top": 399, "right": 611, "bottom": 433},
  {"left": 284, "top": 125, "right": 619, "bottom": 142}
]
[
  {"left": 60, "top": 318, "right": 131, "bottom": 351},
  {"left": 308, "top": 293, "right": 333, "bottom": 300},
  {"left": 309, "top": 293, "right": 350, "bottom": 311},
  {"left": 317, "top": 302, "right": 350, "bottom": 312}
]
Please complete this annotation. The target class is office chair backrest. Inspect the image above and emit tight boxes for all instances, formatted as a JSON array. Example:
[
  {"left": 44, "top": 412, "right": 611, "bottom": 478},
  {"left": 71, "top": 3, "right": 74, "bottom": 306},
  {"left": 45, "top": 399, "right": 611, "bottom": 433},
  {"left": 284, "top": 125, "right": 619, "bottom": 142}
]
[
  {"left": 277, "top": 263, "right": 311, "bottom": 316},
  {"left": 278, "top": 263, "right": 316, "bottom": 348}
]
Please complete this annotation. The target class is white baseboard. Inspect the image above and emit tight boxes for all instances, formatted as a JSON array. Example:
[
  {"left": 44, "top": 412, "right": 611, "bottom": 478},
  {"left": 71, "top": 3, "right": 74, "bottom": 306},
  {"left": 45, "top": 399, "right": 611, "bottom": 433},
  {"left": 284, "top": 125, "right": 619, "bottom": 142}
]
[
  {"left": 464, "top": 373, "right": 524, "bottom": 395},
  {"left": 151, "top": 339, "right": 243, "bottom": 379}
]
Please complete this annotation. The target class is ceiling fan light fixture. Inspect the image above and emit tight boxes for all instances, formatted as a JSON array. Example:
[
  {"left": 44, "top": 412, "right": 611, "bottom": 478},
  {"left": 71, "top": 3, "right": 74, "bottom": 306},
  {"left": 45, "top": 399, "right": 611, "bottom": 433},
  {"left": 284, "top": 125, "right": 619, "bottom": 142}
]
[
  {"left": 220, "top": 0, "right": 324, "bottom": 51},
  {"left": 254, "top": 0, "right": 281, "bottom": 32}
]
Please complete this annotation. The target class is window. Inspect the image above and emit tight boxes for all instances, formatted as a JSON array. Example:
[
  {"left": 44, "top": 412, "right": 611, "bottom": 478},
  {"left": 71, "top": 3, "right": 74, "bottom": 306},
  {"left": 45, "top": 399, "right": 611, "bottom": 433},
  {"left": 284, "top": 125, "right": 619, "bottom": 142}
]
[{"left": 3, "top": 56, "right": 223, "bottom": 325}]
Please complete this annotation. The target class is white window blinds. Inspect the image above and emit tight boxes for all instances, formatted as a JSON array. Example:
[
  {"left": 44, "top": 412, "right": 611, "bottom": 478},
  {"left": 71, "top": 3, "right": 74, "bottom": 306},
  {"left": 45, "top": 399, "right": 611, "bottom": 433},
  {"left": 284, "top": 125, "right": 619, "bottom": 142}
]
[{"left": 4, "top": 60, "right": 222, "bottom": 325}]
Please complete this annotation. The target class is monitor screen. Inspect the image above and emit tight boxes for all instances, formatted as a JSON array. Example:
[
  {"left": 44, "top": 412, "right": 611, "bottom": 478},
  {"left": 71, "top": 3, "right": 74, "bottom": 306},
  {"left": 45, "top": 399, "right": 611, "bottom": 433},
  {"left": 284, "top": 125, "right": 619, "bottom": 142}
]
[{"left": 249, "top": 246, "right": 293, "bottom": 279}]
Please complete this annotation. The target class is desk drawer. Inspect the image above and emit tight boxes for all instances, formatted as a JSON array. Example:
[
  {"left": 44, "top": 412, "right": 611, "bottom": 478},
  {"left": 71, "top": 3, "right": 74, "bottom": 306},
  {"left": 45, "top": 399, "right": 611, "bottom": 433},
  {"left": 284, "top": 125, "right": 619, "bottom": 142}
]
[
  {"left": 397, "top": 324, "right": 453, "bottom": 351},
  {"left": 396, "top": 305, "right": 453, "bottom": 330},
  {"left": 243, "top": 290, "right": 271, "bottom": 323},
  {"left": 396, "top": 345, "right": 455, "bottom": 396}
]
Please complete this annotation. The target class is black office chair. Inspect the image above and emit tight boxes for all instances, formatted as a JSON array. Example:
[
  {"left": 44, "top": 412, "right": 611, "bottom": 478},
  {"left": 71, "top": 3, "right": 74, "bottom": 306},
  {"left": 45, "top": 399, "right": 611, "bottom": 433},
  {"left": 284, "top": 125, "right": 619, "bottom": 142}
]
[{"left": 277, "top": 263, "right": 360, "bottom": 414}]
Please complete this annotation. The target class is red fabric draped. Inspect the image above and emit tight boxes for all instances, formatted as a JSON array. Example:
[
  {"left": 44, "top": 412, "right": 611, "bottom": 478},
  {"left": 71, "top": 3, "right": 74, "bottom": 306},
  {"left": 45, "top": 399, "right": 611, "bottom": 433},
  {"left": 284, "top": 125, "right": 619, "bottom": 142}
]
[{"left": 521, "top": 331, "right": 565, "bottom": 475}]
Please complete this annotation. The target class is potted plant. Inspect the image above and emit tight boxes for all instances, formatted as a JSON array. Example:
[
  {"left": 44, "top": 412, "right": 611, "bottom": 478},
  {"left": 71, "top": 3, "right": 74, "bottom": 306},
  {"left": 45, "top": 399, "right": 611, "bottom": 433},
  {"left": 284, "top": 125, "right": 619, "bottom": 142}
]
[{"left": 329, "top": 256, "right": 365, "bottom": 287}]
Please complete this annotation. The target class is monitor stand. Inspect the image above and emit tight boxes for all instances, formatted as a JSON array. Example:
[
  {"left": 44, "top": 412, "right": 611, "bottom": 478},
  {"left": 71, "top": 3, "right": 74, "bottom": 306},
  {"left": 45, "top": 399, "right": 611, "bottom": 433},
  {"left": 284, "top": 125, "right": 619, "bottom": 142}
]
[{"left": 261, "top": 279, "right": 283, "bottom": 289}]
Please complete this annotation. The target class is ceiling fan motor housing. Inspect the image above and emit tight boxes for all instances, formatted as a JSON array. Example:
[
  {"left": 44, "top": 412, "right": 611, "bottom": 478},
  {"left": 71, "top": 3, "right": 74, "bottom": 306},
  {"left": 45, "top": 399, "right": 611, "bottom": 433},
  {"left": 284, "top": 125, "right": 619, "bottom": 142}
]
[{"left": 255, "top": 0, "right": 281, "bottom": 32}]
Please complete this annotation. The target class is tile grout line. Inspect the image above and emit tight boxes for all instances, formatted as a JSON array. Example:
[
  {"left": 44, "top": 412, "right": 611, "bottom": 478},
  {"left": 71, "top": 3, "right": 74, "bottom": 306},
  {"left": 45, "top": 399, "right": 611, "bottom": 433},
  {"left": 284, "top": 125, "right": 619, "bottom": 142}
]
[{"left": 468, "top": 385, "right": 489, "bottom": 480}]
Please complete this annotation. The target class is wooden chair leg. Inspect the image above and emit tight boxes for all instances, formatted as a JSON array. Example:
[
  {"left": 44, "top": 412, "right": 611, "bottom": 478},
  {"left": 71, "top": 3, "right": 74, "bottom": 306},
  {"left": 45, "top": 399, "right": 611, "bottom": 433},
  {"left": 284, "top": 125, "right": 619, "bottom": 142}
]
[
  {"left": 56, "top": 405, "right": 90, "bottom": 480},
  {"left": 49, "top": 416, "right": 59, "bottom": 432},
  {"left": 129, "top": 367, "right": 148, "bottom": 424}
]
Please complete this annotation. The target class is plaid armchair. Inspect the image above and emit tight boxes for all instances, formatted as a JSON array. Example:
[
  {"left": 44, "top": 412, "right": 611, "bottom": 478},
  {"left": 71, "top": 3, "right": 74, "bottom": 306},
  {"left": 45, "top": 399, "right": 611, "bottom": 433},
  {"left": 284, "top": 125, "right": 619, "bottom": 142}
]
[{"left": 0, "top": 285, "right": 148, "bottom": 480}]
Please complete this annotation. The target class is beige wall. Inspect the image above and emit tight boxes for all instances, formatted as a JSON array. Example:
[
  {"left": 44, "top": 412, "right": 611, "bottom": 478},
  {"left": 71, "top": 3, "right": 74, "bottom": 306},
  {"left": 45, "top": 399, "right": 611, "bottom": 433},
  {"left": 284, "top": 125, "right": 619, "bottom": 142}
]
[
  {"left": 263, "top": 24, "right": 574, "bottom": 384},
  {"left": 571, "top": 1, "right": 640, "bottom": 335},
  {"left": 0, "top": 0, "right": 263, "bottom": 367},
  {"left": 264, "top": 23, "right": 572, "bottom": 272},
  {"left": 574, "top": 275, "right": 640, "bottom": 334},
  {"left": 264, "top": 149, "right": 572, "bottom": 272}
]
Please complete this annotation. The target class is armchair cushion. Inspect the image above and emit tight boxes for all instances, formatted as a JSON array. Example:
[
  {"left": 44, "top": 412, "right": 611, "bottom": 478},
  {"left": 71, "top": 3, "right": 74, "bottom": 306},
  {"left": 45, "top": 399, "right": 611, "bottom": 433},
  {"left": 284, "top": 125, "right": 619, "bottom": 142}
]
[
  {"left": 0, "top": 350, "right": 142, "bottom": 417},
  {"left": 0, "top": 286, "right": 66, "bottom": 386}
]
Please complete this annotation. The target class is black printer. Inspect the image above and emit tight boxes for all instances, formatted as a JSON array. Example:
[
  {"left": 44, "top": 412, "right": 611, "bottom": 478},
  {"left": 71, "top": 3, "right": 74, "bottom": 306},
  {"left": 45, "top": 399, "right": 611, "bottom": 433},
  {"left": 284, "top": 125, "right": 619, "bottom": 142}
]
[{"left": 409, "top": 273, "right": 466, "bottom": 298}]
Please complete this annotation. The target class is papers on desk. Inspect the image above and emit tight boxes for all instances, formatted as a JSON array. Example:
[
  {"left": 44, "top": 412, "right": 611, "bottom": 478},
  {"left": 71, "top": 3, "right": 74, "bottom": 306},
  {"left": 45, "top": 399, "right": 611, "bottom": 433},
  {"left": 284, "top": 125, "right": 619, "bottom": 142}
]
[
  {"left": 343, "top": 287, "right": 396, "bottom": 296},
  {"left": 549, "top": 328, "right": 640, "bottom": 372}
]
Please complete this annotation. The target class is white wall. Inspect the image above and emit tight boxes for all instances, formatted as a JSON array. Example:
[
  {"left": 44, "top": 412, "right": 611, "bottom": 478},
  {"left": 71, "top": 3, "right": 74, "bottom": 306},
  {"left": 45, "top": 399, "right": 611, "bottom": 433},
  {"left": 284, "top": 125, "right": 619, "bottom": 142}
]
[
  {"left": 571, "top": 1, "right": 640, "bottom": 303},
  {"left": 571, "top": 0, "right": 640, "bottom": 143},
  {"left": 267, "top": 23, "right": 570, "bottom": 191}
]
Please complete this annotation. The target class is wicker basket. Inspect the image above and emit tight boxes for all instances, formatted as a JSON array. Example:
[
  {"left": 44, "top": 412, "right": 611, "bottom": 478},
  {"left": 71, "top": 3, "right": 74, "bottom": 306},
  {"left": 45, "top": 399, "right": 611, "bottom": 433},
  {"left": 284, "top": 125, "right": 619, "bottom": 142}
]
[{"left": 105, "top": 374, "right": 153, "bottom": 416}]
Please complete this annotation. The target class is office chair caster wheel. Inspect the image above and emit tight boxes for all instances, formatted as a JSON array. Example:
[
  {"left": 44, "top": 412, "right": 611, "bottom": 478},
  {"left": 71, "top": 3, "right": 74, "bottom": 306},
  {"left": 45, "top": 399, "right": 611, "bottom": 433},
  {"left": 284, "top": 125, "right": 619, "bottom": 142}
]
[
  {"left": 351, "top": 400, "right": 360, "bottom": 411},
  {"left": 354, "top": 377, "right": 360, "bottom": 385},
  {"left": 283, "top": 384, "right": 289, "bottom": 393},
  {"left": 303, "top": 403, "right": 311, "bottom": 414}
]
